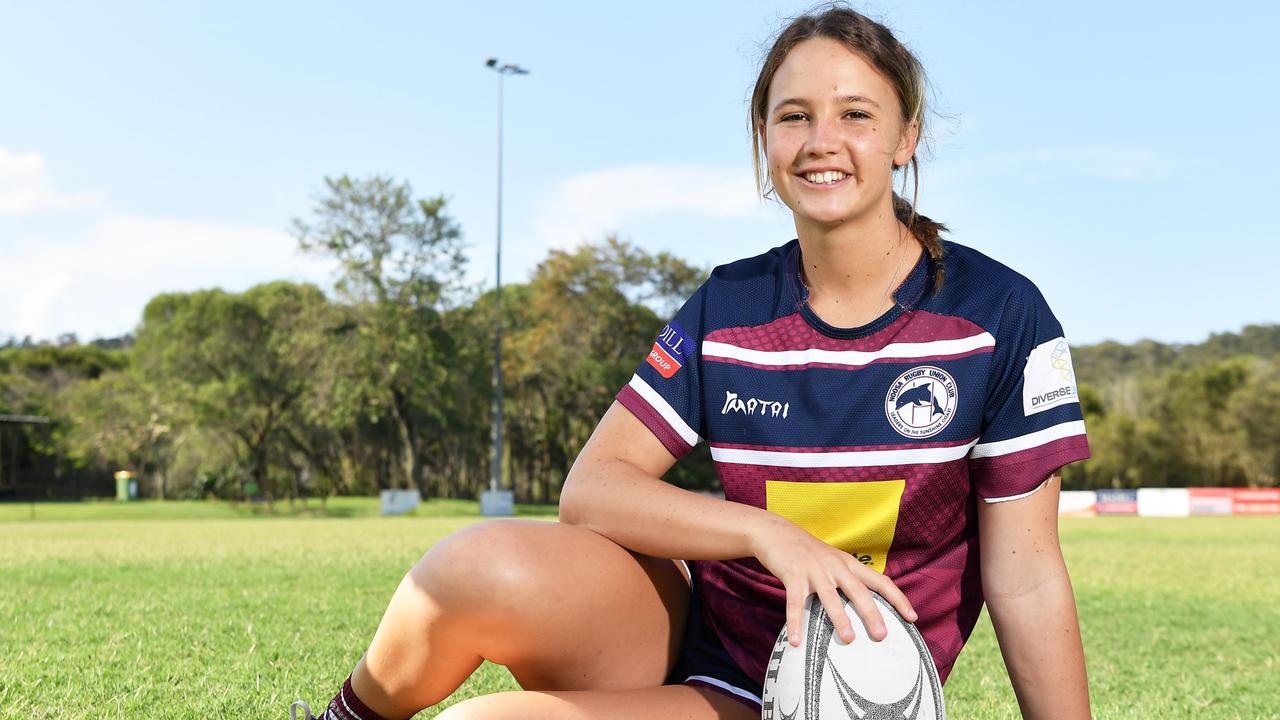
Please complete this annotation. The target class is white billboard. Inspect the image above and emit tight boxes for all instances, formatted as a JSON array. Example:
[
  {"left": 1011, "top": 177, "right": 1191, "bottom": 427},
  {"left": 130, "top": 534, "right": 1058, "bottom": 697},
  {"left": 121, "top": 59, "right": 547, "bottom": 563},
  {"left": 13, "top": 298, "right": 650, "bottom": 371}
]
[{"left": 1136, "top": 488, "right": 1190, "bottom": 517}]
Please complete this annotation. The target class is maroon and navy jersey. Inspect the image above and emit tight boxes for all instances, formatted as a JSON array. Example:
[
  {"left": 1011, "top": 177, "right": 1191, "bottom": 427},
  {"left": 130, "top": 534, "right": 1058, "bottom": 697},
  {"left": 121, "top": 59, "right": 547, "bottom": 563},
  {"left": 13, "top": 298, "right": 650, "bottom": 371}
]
[{"left": 615, "top": 238, "right": 1089, "bottom": 686}]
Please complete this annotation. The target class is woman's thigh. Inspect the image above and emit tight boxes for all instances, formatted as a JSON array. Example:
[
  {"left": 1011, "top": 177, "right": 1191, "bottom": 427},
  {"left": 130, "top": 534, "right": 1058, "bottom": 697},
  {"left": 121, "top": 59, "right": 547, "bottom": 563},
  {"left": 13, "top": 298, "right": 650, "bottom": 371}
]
[
  {"left": 417, "top": 518, "right": 692, "bottom": 692},
  {"left": 435, "top": 684, "right": 758, "bottom": 720}
]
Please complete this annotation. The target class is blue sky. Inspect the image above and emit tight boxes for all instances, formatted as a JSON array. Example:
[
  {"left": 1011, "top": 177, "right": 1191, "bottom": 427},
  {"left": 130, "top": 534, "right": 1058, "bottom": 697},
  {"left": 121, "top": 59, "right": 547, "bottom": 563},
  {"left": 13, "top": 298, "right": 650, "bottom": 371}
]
[{"left": 2, "top": 0, "right": 1276, "bottom": 345}]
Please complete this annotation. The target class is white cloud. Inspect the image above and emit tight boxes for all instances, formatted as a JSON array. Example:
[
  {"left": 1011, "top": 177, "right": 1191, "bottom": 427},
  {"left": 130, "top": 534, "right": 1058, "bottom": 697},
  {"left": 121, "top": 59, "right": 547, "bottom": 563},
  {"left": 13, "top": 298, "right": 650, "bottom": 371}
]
[
  {"left": 0, "top": 146, "right": 104, "bottom": 216},
  {"left": 532, "top": 164, "right": 769, "bottom": 250},
  {"left": 0, "top": 214, "right": 331, "bottom": 341}
]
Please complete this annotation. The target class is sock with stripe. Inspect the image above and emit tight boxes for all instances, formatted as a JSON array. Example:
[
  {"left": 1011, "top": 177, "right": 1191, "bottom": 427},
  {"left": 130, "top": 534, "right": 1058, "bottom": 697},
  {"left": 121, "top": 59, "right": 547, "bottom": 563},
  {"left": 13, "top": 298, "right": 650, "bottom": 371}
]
[{"left": 320, "top": 675, "right": 391, "bottom": 720}]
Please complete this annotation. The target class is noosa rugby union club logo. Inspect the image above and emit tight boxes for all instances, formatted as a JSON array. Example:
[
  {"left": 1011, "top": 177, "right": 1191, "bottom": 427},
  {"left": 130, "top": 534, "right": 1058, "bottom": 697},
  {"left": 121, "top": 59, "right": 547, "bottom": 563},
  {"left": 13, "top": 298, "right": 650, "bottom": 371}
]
[{"left": 885, "top": 366, "right": 957, "bottom": 438}]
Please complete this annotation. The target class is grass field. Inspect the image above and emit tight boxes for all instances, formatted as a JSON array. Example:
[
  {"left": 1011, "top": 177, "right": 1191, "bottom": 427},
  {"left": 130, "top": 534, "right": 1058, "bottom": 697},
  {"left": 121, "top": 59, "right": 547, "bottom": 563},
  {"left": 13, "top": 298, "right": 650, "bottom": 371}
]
[{"left": 1, "top": 501, "right": 1277, "bottom": 719}]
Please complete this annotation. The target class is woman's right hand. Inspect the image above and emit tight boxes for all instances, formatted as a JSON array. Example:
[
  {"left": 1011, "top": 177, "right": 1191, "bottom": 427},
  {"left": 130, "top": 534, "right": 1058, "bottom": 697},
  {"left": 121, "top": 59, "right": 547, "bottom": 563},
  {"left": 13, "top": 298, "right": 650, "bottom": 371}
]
[{"left": 750, "top": 514, "right": 917, "bottom": 647}]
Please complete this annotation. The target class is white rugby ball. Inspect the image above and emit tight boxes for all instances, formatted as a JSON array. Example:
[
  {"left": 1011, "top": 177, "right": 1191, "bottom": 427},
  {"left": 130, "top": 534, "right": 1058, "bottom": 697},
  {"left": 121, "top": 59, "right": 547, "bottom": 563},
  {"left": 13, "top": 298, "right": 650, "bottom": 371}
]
[{"left": 760, "top": 591, "right": 945, "bottom": 720}]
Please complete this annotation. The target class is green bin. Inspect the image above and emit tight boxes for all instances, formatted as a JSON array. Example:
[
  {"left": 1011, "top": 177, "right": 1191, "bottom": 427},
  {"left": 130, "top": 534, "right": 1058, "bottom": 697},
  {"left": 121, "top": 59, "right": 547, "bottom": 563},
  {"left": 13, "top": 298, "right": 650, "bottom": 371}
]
[{"left": 115, "top": 471, "right": 137, "bottom": 501}]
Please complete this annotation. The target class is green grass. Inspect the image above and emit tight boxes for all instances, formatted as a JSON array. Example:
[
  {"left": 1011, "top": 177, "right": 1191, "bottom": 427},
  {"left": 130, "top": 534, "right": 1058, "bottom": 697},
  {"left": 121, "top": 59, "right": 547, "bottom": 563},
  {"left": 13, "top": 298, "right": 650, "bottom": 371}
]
[
  {"left": 0, "top": 497, "right": 554, "bottom": 522},
  {"left": 1, "top": 507, "right": 1277, "bottom": 719},
  {"left": 948, "top": 518, "right": 1280, "bottom": 719}
]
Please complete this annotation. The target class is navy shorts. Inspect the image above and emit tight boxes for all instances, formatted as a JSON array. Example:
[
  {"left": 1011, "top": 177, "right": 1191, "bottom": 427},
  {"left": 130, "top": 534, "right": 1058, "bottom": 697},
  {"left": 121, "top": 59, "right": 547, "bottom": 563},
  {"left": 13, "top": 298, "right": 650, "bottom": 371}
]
[{"left": 666, "top": 560, "right": 764, "bottom": 712}]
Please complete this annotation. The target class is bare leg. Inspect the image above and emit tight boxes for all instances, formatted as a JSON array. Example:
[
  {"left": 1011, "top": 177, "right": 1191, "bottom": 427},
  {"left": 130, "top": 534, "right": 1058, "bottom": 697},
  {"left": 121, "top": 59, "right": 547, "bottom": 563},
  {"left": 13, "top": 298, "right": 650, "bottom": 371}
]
[
  {"left": 435, "top": 685, "right": 759, "bottom": 720},
  {"left": 348, "top": 519, "right": 693, "bottom": 718}
]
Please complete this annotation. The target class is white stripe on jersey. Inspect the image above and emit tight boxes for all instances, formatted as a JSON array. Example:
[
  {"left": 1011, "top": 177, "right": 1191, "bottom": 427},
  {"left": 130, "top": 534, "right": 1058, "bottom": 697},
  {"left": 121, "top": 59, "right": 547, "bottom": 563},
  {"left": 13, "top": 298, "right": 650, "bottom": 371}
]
[
  {"left": 684, "top": 675, "right": 763, "bottom": 705},
  {"left": 702, "top": 332, "right": 995, "bottom": 368},
  {"left": 983, "top": 477, "right": 1050, "bottom": 504},
  {"left": 628, "top": 374, "right": 702, "bottom": 448},
  {"left": 969, "top": 419, "right": 1087, "bottom": 459},
  {"left": 710, "top": 440, "right": 977, "bottom": 468}
]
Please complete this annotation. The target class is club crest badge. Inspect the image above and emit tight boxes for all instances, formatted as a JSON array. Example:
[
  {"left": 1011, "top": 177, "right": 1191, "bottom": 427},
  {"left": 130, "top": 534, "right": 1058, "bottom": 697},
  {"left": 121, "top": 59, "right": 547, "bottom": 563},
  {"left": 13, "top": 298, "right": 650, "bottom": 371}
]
[{"left": 885, "top": 366, "right": 957, "bottom": 438}]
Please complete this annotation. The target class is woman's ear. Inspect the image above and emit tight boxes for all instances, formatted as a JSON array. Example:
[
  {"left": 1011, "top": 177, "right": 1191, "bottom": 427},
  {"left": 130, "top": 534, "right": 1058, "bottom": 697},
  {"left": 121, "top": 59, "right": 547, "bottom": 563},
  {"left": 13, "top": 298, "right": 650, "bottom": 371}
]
[{"left": 893, "top": 118, "right": 920, "bottom": 168}]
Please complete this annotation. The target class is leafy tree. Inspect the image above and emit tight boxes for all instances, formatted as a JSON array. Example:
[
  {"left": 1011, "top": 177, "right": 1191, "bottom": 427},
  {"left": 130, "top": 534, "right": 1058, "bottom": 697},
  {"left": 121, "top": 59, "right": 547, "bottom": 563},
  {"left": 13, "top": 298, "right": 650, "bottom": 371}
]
[
  {"left": 498, "top": 237, "right": 714, "bottom": 500},
  {"left": 57, "top": 368, "right": 189, "bottom": 498},
  {"left": 292, "top": 175, "right": 467, "bottom": 493},
  {"left": 132, "top": 282, "right": 332, "bottom": 501},
  {"left": 1224, "top": 357, "right": 1280, "bottom": 487},
  {"left": 0, "top": 345, "right": 127, "bottom": 497}
]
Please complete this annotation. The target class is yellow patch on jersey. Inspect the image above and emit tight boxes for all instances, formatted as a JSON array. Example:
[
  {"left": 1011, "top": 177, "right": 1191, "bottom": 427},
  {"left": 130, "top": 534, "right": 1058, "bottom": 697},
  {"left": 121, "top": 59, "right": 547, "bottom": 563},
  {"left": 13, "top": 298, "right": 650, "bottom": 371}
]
[{"left": 765, "top": 479, "right": 905, "bottom": 573}]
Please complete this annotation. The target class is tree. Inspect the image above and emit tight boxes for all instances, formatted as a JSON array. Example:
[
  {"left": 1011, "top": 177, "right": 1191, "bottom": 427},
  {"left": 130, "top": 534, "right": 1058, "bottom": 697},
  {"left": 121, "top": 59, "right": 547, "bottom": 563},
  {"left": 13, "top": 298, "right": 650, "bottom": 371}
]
[
  {"left": 1224, "top": 357, "right": 1280, "bottom": 487},
  {"left": 0, "top": 345, "right": 128, "bottom": 498},
  {"left": 132, "top": 282, "right": 332, "bottom": 501},
  {"left": 497, "top": 237, "right": 715, "bottom": 501},
  {"left": 57, "top": 368, "right": 189, "bottom": 498},
  {"left": 292, "top": 175, "right": 467, "bottom": 493}
]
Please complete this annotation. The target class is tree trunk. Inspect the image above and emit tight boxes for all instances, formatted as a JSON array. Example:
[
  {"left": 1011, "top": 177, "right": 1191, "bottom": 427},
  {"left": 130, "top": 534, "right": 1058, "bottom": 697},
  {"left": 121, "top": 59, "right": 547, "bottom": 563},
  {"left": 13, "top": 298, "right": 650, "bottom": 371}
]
[{"left": 391, "top": 389, "right": 422, "bottom": 494}]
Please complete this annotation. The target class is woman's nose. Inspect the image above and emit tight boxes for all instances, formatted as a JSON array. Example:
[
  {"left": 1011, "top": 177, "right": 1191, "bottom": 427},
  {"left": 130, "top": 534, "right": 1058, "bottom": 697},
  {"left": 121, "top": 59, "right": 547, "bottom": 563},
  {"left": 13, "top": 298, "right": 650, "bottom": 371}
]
[{"left": 804, "top": 116, "right": 841, "bottom": 156}]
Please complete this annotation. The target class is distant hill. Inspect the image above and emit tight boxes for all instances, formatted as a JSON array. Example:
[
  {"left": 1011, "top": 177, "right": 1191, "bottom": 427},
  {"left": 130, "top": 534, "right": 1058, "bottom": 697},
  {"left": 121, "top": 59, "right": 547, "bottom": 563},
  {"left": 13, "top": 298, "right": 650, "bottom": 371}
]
[
  {"left": 1066, "top": 324, "right": 1279, "bottom": 490},
  {"left": 1074, "top": 324, "right": 1280, "bottom": 384}
]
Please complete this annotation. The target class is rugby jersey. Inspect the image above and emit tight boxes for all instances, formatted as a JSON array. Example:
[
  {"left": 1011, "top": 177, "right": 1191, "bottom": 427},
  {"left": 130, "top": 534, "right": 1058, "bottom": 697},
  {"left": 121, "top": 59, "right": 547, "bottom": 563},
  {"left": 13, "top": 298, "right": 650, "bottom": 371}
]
[{"left": 615, "top": 238, "right": 1089, "bottom": 686}]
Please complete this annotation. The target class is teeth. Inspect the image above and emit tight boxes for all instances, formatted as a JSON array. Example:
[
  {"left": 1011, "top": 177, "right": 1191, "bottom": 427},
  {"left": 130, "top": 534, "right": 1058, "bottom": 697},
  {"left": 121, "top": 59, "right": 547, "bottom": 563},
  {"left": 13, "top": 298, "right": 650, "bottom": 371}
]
[{"left": 804, "top": 171, "right": 847, "bottom": 184}]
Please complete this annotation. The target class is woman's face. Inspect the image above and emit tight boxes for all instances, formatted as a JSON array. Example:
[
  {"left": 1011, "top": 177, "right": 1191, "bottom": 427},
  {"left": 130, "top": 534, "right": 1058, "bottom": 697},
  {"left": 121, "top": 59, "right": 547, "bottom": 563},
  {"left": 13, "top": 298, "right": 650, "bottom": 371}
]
[{"left": 764, "top": 38, "right": 917, "bottom": 229}]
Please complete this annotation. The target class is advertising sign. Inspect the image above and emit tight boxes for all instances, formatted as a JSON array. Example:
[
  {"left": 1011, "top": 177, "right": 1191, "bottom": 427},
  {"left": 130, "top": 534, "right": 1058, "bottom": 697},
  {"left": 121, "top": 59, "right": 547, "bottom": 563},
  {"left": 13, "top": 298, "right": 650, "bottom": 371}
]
[
  {"left": 1232, "top": 488, "right": 1280, "bottom": 515},
  {"left": 1188, "top": 487, "right": 1234, "bottom": 516},
  {"left": 1095, "top": 489, "right": 1138, "bottom": 515},
  {"left": 1058, "top": 490, "right": 1097, "bottom": 517},
  {"left": 1137, "top": 488, "right": 1190, "bottom": 517}
]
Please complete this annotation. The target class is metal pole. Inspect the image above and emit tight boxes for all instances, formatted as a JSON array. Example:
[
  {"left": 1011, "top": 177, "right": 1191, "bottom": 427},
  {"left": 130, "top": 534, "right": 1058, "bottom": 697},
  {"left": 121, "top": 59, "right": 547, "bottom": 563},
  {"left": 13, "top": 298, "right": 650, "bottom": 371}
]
[
  {"left": 483, "top": 60, "right": 527, "bottom": 506},
  {"left": 491, "top": 69, "right": 505, "bottom": 495}
]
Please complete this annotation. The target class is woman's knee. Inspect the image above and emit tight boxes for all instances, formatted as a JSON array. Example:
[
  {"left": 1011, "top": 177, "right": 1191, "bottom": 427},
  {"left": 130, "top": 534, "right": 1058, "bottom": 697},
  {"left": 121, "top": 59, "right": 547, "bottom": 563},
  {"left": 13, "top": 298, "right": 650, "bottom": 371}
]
[
  {"left": 411, "top": 519, "right": 572, "bottom": 618},
  {"left": 404, "top": 519, "right": 689, "bottom": 688}
]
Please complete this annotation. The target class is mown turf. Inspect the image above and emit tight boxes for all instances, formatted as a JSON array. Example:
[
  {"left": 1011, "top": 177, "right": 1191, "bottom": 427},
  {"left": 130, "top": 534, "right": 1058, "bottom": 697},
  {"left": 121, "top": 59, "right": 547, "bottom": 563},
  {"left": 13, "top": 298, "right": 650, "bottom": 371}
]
[
  {"left": 0, "top": 497, "right": 552, "bottom": 522},
  {"left": 948, "top": 517, "right": 1280, "bottom": 719},
  {"left": 1, "top": 503, "right": 1277, "bottom": 719}
]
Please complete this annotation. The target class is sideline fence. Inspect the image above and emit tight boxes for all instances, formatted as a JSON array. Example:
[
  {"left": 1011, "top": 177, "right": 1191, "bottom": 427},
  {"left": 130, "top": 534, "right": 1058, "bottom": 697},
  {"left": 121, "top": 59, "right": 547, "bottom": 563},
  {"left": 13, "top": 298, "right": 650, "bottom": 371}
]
[{"left": 1058, "top": 488, "right": 1280, "bottom": 517}]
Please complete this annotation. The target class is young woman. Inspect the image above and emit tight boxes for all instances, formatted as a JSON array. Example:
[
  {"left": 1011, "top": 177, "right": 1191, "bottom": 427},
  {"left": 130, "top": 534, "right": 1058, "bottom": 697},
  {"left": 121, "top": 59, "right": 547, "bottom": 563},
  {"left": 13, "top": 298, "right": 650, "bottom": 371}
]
[{"left": 295, "top": 6, "right": 1092, "bottom": 720}]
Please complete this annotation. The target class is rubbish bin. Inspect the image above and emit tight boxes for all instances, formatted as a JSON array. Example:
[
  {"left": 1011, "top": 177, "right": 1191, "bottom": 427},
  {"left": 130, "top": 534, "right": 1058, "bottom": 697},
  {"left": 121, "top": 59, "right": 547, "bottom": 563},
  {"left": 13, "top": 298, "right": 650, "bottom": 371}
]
[{"left": 115, "top": 471, "right": 137, "bottom": 501}]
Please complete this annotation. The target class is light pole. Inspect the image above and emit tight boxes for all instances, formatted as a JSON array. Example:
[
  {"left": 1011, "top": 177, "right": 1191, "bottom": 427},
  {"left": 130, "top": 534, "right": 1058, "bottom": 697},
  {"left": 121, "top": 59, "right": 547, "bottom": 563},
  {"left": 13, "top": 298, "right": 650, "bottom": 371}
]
[{"left": 481, "top": 58, "right": 528, "bottom": 516}]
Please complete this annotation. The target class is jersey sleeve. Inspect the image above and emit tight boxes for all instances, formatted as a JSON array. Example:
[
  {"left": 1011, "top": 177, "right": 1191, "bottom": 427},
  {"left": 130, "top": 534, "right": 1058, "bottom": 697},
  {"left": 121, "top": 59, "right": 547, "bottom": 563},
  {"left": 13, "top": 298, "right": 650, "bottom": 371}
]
[
  {"left": 968, "top": 282, "right": 1090, "bottom": 502},
  {"left": 614, "top": 286, "right": 707, "bottom": 459}
]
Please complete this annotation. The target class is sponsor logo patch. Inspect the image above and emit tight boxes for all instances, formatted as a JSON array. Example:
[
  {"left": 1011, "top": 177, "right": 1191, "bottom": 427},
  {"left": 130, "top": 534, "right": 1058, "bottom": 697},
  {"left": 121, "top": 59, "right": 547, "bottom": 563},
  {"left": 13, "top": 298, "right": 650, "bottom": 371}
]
[
  {"left": 721, "top": 389, "right": 790, "bottom": 419},
  {"left": 765, "top": 479, "right": 905, "bottom": 572},
  {"left": 1023, "top": 337, "right": 1079, "bottom": 416},
  {"left": 645, "top": 321, "right": 693, "bottom": 379},
  {"left": 885, "top": 366, "right": 958, "bottom": 438}
]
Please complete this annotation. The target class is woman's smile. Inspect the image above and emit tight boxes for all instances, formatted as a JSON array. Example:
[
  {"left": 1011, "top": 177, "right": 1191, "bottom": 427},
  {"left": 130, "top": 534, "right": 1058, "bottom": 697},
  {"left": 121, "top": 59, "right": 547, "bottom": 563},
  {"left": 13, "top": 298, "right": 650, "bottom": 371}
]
[{"left": 795, "top": 168, "right": 853, "bottom": 188}]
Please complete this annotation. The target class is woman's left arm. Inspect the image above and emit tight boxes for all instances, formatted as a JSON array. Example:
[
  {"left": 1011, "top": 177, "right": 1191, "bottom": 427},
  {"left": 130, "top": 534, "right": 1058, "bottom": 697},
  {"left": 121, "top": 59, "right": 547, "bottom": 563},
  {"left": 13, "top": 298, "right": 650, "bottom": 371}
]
[{"left": 978, "top": 473, "right": 1090, "bottom": 720}]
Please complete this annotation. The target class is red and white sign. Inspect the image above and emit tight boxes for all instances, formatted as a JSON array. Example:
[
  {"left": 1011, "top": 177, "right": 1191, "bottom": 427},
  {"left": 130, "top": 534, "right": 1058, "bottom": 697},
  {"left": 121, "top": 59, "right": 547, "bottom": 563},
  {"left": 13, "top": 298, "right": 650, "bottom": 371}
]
[
  {"left": 1232, "top": 488, "right": 1280, "bottom": 515},
  {"left": 1188, "top": 487, "right": 1234, "bottom": 516}
]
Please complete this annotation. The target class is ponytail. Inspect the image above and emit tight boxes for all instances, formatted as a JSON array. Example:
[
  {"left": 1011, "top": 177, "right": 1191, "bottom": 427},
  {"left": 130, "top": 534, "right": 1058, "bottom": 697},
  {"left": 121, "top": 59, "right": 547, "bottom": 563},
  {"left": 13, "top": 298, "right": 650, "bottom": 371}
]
[{"left": 892, "top": 187, "right": 947, "bottom": 292}]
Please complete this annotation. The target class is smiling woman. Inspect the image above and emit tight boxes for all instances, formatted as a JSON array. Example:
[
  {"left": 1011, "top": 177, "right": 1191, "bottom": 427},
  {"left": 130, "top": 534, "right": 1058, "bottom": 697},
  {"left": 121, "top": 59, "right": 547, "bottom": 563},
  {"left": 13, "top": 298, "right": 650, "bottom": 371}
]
[
  {"left": 748, "top": 15, "right": 947, "bottom": 330},
  {"left": 292, "top": 6, "right": 1092, "bottom": 720}
]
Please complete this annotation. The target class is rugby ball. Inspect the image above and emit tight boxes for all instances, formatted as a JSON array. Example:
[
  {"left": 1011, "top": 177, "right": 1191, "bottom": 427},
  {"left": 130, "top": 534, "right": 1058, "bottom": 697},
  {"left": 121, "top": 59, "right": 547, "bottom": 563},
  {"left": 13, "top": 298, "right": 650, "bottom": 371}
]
[{"left": 760, "top": 591, "right": 945, "bottom": 720}]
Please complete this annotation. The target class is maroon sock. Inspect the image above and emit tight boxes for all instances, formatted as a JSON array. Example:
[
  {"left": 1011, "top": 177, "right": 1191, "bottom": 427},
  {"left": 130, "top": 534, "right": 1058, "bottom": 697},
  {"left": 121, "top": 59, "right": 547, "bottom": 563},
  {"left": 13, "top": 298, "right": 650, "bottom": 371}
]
[{"left": 320, "top": 675, "right": 392, "bottom": 720}]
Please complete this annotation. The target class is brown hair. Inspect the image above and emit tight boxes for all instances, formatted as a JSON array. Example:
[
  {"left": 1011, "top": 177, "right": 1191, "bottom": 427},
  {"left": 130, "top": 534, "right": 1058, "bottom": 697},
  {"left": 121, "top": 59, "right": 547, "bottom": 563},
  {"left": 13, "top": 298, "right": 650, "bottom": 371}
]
[{"left": 749, "top": 4, "right": 947, "bottom": 288}]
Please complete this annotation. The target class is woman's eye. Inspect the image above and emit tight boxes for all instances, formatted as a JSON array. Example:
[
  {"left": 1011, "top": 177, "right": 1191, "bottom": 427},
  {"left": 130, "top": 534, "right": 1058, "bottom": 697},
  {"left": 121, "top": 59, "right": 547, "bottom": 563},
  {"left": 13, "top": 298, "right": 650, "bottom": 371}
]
[
  {"left": 780, "top": 112, "right": 807, "bottom": 122},
  {"left": 845, "top": 110, "right": 871, "bottom": 120}
]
